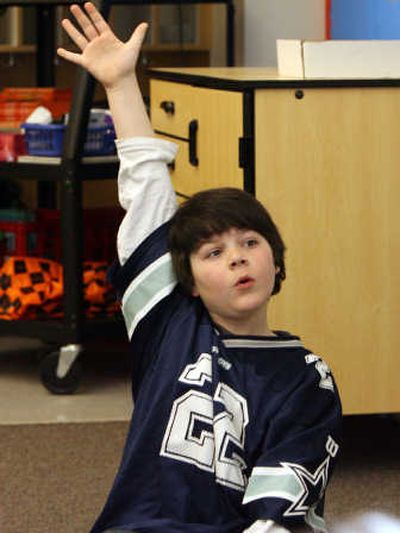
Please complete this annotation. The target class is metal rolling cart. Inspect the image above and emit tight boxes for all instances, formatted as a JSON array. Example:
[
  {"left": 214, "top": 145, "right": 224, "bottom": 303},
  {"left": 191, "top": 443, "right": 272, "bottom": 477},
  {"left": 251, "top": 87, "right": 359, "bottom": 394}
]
[{"left": 0, "top": 0, "right": 235, "bottom": 394}]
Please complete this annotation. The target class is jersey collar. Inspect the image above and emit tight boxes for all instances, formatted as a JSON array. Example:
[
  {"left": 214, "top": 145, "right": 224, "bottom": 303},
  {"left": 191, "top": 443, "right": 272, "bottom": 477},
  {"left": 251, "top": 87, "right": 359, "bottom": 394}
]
[
  {"left": 221, "top": 337, "right": 304, "bottom": 349},
  {"left": 214, "top": 327, "right": 303, "bottom": 350}
]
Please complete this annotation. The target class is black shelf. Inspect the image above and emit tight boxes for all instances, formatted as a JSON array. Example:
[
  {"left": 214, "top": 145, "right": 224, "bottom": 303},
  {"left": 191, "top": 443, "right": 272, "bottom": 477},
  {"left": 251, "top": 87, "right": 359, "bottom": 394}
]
[
  {"left": 0, "top": 158, "right": 119, "bottom": 181},
  {"left": 0, "top": 317, "right": 125, "bottom": 343}
]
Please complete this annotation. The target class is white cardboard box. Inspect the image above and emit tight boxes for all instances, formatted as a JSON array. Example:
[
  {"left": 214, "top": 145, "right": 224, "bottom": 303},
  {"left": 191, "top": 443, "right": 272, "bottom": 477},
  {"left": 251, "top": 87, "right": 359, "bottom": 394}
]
[{"left": 277, "top": 39, "right": 400, "bottom": 79}]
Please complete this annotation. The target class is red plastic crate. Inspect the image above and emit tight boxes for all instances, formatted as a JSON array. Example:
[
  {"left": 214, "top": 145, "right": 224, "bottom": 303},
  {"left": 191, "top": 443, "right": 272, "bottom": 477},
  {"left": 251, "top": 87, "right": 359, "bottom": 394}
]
[
  {"left": 0, "top": 131, "right": 26, "bottom": 161},
  {"left": 0, "top": 88, "right": 71, "bottom": 101},
  {"left": 0, "top": 220, "right": 43, "bottom": 261},
  {"left": 0, "top": 102, "right": 39, "bottom": 129},
  {"left": 36, "top": 207, "right": 124, "bottom": 263},
  {"left": 0, "top": 208, "right": 123, "bottom": 264},
  {"left": 0, "top": 87, "right": 72, "bottom": 128}
]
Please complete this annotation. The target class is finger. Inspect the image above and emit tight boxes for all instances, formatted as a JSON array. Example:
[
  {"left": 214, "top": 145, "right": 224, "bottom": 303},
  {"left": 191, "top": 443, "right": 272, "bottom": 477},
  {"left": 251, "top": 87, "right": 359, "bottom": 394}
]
[
  {"left": 83, "top": 2, "right": 109, "bottom": 34},
  {"left": 61, "top": 18, "right": 88, "bottom": 50},
  {"left": 127, "top": 22, "right": 148, "bottom": 49},
  {"left": 57, "top": 47, "right": 84, "bottom": 67},
  {"left": 70, "top": 3, "right": 99, "bottom": 40}
]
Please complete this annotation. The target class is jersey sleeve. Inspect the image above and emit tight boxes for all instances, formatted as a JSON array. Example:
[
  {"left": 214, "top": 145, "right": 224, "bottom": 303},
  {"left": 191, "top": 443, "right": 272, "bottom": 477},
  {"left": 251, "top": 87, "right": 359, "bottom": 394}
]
[
  {"left": 242, "top": 355, "right": 342, "bottom": 532},
  {"left": 110, "top": 137, "right": 179, "bottom": 340},
  {"left": 116, "top": 136, "right": 178, "bottom": 266}
]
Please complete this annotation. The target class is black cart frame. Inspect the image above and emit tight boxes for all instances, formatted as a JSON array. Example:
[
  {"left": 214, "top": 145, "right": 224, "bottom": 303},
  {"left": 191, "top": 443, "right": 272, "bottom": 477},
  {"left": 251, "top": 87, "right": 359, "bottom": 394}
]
[{"left": 0, "top": 0, "right": 235, "bottom": 392}]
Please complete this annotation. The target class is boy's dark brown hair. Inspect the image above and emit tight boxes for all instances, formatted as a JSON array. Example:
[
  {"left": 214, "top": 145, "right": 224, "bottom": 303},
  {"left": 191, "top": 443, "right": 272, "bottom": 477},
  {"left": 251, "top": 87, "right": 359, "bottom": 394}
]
[{"left": 168, "top": 187, "right": 286, "bottom": 296}]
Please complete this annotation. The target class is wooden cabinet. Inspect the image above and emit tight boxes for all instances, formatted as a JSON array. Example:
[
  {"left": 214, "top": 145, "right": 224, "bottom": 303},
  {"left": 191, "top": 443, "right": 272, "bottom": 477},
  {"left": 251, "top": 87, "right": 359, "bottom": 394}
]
[
  {"left": 149, "top": 67, "right": 400, "bottom": 415},
  {"left": 151, "top": 78, "right": 243, "bottom": 197},
  {"left": 0, "top": 3, "right": 219, "bottom": 99},
  {"left": 112, "top": 4, "right": 212, "bottom": 51},
  {"left": 0, "top": 6, "right": 35, "bottom": 51},
  {"left": 0, "top": 4, "right": 212, "bottom": 52}
]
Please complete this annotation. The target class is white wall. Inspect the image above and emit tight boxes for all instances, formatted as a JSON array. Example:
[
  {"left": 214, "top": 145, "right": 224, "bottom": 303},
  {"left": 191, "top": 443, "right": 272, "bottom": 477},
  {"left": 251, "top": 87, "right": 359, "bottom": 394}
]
[{"left": 244, "top": 0, "right": 326, "bottom": 66}]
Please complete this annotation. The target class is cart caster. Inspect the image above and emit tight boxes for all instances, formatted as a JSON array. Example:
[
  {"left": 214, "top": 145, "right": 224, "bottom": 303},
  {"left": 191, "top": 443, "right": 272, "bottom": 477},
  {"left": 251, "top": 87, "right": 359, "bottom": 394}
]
[{"left": 40, "top": 344, "right": 83, "bottom": 394}]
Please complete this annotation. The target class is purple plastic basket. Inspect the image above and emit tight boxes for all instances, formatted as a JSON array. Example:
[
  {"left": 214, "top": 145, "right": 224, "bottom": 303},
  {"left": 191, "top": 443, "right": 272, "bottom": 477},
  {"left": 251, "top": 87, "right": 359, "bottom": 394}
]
[{"left": 22, "top": 123, "right": 116, "bottom": 157}]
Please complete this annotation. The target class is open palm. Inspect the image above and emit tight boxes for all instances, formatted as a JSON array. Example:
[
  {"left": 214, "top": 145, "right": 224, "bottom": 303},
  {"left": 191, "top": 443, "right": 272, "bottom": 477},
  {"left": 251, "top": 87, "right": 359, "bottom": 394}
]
[{"left": 57, "top": 2, "right": 147, "bottom": 89}]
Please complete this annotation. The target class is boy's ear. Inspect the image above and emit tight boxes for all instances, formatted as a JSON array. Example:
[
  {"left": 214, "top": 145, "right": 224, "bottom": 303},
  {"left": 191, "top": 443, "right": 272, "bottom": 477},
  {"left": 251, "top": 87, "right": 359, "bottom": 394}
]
[{"left": 191, "top": 285, "right": 200, "bottom": 298}]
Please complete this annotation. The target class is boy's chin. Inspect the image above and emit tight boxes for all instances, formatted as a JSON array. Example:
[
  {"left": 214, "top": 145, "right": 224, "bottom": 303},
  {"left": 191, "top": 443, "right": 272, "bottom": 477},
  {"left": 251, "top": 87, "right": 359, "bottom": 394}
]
[{"left": 211, "top": 304, "right": 267, "bottom": 326}]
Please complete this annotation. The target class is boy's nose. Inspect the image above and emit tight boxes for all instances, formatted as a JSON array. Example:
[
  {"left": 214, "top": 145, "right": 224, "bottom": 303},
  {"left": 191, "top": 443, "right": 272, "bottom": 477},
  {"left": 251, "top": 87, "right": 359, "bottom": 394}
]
[{"left": 229, "top": 255, "right": 248, "bottom": 268}]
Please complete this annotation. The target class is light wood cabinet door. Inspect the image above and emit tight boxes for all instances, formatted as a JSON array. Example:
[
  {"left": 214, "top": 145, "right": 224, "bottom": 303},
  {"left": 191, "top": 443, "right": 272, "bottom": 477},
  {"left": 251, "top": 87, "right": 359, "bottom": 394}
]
[
  {"left": 151, "top": 80, "right": 244, "bottom": 196},
  {"left": 155, "top": 135, "right": 201, "bottom": 198},
  {"left": 255, "top": 87, "right": 400, "bottom": 414},
  {"left": 151, "top": 80, "right": 200, "bottom": 138}
]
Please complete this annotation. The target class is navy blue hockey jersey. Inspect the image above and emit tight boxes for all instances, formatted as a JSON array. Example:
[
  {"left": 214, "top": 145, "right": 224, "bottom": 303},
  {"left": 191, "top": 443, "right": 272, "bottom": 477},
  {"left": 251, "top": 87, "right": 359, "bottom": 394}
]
[{"left": 92, "top": 222, "right": 342, "bottom": 533}]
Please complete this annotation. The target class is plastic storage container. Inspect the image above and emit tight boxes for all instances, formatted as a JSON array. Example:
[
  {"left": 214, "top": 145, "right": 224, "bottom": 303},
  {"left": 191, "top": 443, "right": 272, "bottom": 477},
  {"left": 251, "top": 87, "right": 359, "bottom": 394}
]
[
  {"left": 0, "top": 209, "right": 40, "bottom": 261},
  {"left": 36, "top": 207, "right": 123, "bottom": 262},
  {"left": 22, "top": 123, "right": 116, "bottom": 157},
  {"left": 0, "top": 130, "right": 26, "bottom": 161},
  {"left": 0, "top": 87, "right": 72, "bottom": 128},
  {"left": 0, "top": 207, "right": 123, "bottom": 264}
]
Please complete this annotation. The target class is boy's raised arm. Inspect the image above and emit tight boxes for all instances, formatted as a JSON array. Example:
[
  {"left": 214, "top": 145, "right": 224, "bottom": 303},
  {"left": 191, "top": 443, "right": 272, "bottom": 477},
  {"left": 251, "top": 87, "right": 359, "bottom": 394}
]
[
  {"left": 57, "top": 2, "right": 152, "bottom": 140},
  {"left": 58, "top": 3, "right": 178, "bottom": 265}
]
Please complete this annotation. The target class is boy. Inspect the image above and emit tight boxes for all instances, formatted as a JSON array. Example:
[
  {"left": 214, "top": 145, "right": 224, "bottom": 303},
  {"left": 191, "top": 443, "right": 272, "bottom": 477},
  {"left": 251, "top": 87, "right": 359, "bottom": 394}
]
[{"left": 58, "top": 4, "right": 342, "bottom": 532}]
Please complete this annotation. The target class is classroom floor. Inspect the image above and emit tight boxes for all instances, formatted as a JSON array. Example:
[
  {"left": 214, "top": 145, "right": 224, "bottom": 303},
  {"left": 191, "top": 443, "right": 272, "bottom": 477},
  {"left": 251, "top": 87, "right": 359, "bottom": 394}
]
[
  {"left": 0, "top": 336, "right": 132, "bottom": 425},
  {"left": 0, "top": 336, "right": 399, "bottom": 533}
]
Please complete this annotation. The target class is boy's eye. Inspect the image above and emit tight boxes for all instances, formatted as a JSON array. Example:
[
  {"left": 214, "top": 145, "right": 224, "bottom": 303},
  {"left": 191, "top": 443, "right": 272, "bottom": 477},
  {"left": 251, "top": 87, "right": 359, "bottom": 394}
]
[
  {"left": 246, "top": 238, "right": 258, "bottom": 247},
  {"left": 207, "top": 248, "right": 221, "bottom": 258}
]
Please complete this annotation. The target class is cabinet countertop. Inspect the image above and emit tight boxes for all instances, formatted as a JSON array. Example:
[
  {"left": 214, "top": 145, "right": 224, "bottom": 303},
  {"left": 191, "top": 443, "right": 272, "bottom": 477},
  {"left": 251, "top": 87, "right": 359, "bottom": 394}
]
[{"left": 149, "top": 66, "right": 400, "bottom": 90}]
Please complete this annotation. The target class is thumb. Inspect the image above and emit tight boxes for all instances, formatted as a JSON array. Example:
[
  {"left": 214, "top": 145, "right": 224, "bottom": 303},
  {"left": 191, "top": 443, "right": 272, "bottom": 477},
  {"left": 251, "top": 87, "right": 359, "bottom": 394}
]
[{"left": 127, "top": 22, "right": 148, "bottom": 50}]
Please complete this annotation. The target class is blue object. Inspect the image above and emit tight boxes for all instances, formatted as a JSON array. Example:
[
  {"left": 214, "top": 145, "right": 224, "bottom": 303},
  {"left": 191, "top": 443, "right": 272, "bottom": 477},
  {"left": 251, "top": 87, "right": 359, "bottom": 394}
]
[
  {"left": 22, "top": 123, "right": 116, "bottom": 157},
  {"left": 331, "top": 0, "right": 400, "bottom": 39},
  {"left": 0, "top": 209, "right": 35, "bottom": 222}
]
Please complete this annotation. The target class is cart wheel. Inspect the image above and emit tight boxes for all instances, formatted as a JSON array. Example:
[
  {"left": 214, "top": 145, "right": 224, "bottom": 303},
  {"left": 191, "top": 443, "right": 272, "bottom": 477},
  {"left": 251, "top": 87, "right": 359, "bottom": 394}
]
[{"left": 40, "top": 351, "right": 82, "bottom": 395}]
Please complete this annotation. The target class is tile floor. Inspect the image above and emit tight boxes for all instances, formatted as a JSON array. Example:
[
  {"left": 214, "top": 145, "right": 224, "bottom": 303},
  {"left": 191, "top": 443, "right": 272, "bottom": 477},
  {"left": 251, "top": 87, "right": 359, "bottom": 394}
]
[{"left": 0, "top": 336, "right": 132, "bottom": 425}]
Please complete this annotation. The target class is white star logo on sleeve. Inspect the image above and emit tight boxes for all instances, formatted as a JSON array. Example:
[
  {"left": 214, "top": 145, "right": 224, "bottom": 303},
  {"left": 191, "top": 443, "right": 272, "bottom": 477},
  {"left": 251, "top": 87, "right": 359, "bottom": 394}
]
[
  {"left": 243, "top": 436, "right": 339, "bottom": 530},
  {"left": 280, "top": 457, "right": 329, "bottom": 516}
]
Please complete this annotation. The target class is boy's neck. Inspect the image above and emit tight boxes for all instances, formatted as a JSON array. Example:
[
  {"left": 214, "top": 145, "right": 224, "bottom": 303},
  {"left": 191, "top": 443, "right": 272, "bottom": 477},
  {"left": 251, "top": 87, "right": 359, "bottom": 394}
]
[
  {"left": 217, "top": 324, "right": 277, "bottom": 337},
  {"left": 212, "top": 314, "right": 276, "bottom": 337}
]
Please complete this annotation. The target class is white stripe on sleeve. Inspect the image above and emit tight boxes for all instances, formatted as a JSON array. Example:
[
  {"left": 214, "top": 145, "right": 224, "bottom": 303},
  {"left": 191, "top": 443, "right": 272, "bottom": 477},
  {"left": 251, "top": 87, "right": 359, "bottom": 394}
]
[{"left": 121, "top": 253, "right": 177, "bottom": 338}]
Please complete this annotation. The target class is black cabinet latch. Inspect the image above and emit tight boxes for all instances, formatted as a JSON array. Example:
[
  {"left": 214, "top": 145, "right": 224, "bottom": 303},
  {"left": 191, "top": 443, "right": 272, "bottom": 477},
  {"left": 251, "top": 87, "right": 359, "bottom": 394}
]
[{"left": 239, "top": 137, "right": 253, "bottom": 169}]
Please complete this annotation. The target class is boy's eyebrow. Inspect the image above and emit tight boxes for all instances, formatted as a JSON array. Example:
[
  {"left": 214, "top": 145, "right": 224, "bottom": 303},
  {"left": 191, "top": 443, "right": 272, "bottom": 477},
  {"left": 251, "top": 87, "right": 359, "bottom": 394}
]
[
  {"left": 196, "top": 237, "right": 220, "bottom": 248},
  {"left": 196, "top": 229, "right": 255, "bottom": 247},
  {"left": 193, "top": 236, "right": 222, "bottom": 253}
]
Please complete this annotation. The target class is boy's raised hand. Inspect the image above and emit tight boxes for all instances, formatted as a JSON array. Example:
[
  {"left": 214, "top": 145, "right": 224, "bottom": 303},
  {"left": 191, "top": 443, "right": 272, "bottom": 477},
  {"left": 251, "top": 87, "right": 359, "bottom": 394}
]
[{"left": 57, "top": 2, "right": 147, "bottom": 90}]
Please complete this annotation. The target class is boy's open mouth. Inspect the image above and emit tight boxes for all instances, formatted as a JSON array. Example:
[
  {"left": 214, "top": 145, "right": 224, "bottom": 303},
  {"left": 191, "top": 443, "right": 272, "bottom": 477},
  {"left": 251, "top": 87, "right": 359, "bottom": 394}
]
[{"left": 235, "top": 276, "right": 255, "bottom": 288}]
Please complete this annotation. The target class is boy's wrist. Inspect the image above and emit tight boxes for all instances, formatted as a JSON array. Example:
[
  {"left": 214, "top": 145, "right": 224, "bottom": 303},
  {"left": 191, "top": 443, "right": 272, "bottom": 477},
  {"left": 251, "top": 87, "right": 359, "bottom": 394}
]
[
  {"left": 106, "top": 74, "right": 154, "bottom": 139},
  {"left": 105, "top": 74, "right": 139, "bottom": 96}
]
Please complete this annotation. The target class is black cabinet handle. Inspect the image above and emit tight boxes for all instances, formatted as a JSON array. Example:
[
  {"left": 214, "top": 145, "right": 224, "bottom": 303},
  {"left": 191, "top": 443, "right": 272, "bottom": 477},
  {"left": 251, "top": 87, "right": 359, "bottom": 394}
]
[
  {"left": 160, "top": 100, "right": 175, "bottom": 115},
  {"left": 189, "top": 120, "right": 199, "bottom": 167}
]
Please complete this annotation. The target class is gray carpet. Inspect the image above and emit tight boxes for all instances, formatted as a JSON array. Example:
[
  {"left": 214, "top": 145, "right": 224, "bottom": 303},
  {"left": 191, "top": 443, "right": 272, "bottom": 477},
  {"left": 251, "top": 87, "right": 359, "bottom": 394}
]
[
  {"left": 0, "top": 422, "right": 128, "bottom": 533},
  {"left": 0, "top": 416, "right": 399, "bottom": 533}
]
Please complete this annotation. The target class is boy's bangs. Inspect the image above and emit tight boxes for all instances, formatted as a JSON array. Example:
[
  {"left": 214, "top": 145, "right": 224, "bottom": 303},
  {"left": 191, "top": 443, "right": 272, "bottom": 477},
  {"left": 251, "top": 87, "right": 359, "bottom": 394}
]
[
  {"left": 189, "top": 216, "right": 254, "bottom": 252},
  {"left": 173, "top": 188, "right": 275, "bottom": 254}
]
